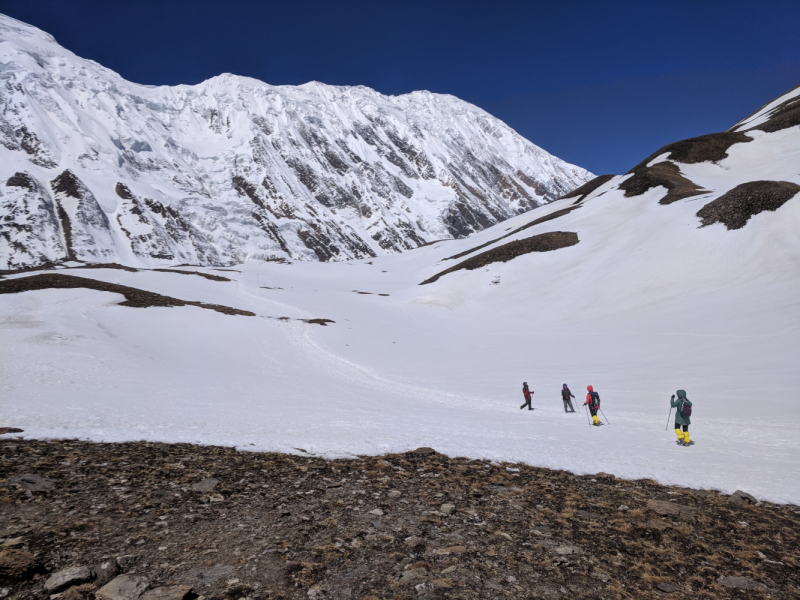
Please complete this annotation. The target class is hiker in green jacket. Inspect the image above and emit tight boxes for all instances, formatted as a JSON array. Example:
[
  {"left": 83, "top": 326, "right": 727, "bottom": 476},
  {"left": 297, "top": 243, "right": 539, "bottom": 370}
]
[{"left": 671, "top": 390, "right": 693, "bottom": 446}]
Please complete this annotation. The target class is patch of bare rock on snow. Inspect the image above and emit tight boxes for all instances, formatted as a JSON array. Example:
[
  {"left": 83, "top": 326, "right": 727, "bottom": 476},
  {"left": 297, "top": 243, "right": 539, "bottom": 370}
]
[{"left": 1, "top": 439, "right": 799, "bottom": 599}]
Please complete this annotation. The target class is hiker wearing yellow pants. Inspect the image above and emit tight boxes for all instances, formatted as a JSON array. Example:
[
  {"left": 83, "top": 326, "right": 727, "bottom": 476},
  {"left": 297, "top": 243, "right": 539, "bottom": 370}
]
[
  {"left": 585, "top": 385, "right": 601, "bottom": 426},
  {"left": 671, "top": 390, "right": 693, "bottom": 446}
]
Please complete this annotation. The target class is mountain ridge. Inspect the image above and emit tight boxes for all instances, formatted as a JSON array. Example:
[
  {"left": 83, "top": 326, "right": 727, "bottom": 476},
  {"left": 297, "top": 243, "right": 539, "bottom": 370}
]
[{"left": 0, "top": 14, "right": 592, "bottom": 270}]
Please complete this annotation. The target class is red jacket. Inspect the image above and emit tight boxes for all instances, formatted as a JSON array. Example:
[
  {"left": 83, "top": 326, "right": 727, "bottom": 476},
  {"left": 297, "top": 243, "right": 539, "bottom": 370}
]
[
  {"left": 522, "top": 387, "right": 532, "bottom": 401},
  {"left": 585, "top": 385, "right": 599, "bottom": 408}
]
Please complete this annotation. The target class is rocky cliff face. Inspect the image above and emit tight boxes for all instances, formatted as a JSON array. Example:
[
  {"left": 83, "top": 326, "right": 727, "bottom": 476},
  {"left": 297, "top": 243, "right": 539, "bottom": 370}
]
[{"left": 0, "top": 14, "right": 592, "bottom": 269}]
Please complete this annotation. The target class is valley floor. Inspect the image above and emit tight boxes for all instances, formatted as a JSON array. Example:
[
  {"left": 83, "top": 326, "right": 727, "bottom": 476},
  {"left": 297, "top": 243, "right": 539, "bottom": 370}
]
[
  {"left": 1, "top": 252, "right": 799, "bottom": 504},
  {"left": 2, "top": 438, "right": 799, "bottom": 600}
]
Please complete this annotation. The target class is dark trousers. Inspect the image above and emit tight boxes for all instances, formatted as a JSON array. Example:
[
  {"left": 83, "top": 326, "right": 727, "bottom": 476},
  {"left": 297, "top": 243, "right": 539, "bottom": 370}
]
[
  {"left": 563, "top": 399, "right": 575, "bottom": 412},
  {"left": 590, "top": 407, "right": 598, "bottom": 417},
  {"left": 674, "top": 423, "right": 688, "bottom": 431},
  {"left": 521, "top": 397, "right": 532, "bottom": 410}
]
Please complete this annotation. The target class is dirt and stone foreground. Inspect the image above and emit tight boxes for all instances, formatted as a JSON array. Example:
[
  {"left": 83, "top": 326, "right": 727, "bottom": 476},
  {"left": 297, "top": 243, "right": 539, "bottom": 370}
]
[{"left": 1, "top": 439, "right": 798, "bottom": 600}]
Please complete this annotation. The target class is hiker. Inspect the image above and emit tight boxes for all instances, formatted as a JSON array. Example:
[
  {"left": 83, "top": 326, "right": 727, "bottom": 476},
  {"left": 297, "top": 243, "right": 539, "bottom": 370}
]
[
  {"left": 585, "top": 385, "right": 601, "bottom": 425},
  {"left": 520, "top": 382, "right": 534, "bottom": 410},
  {"left": 561, "top": 384, "right": 576, "bottom": 413},
  {"left": 671, "top": 390, "right": 693, "bottom": 446}
]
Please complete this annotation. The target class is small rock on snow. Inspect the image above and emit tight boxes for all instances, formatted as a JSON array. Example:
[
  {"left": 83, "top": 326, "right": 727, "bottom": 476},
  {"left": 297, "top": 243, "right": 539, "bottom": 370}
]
[
  {"left": 412, "top": 447, "right": 436, "bottom": 455},
  {"left": 729, "top": 490, "right": 758, "bottom": 505}
]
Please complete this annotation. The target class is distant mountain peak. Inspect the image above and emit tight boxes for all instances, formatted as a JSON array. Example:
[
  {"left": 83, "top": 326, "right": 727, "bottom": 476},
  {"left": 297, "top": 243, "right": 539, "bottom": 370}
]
[{"left": 0, "top": 13, "right": 592, "bottom": 270}]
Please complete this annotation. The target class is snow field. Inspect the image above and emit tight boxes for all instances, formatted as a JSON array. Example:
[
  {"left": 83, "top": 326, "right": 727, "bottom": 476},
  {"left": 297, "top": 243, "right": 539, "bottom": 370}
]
[{"left": 3, "top": 180, "right": 799, "bottom": 506}]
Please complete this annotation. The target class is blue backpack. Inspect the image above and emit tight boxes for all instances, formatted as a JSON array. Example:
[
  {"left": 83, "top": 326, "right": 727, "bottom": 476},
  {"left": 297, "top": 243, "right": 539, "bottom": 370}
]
[{"left": 589, "top": 391, "right": 600, "bottom": 408}]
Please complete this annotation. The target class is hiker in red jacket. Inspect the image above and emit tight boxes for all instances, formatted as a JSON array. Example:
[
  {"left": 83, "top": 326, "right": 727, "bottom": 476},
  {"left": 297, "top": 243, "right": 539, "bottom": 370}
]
[
  {"left": 520, "top": 382, "right": 534, "bottom": 410},
  {"left": 585, "top": 385, "right": 601, "bottom": 425}
]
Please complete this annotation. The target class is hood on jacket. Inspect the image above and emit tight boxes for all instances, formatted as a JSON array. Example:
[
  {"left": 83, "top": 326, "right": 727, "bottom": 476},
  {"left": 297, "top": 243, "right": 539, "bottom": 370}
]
[
  {"left": 676, "top": 389, "right": 687, "bottom": 399},
  {"left": 563, "top": 384, "right": 568, "bottom": 388},
  {"left": 587, "top": 385, "right": 594, "bottom": 392}
]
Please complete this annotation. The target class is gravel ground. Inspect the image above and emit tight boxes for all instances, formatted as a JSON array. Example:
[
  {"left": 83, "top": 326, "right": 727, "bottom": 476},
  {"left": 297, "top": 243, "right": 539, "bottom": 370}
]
[{"left": 1, "top": 438, "right": 798, "bottom": 600}]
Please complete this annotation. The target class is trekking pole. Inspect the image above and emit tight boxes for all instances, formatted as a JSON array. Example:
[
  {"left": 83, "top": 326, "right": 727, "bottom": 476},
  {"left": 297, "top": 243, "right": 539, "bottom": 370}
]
[
  {"left": 584, "top": 404, "right": 591, "bottom": 426},
  {"left": 665, "top": 407, "right": 673, "bottom": 431},
  {"left": 599, "top": 407, "right": 611, "bottom": 425}
]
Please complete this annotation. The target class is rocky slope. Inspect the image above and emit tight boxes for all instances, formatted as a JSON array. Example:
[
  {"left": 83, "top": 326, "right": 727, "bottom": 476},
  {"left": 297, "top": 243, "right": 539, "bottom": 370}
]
[
  {"left": 0, "top": 14, "right": 591, "bottom": 270},
  {"left": 559, "top": 82, "right": 800, "bottom": 227},
  {"left": 2, "top": 439, "right": 798, "bottom": 600}
]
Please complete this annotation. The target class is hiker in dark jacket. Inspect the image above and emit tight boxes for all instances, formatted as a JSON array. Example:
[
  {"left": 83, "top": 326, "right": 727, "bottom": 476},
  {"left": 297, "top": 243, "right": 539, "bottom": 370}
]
[
  {"left": 561, "top": 384, "right": 576, "bottom": 413},
  {"left": 584, "top": 385, "right": 601, "bottom": 425},
  {"left": 671, "top": 390, "right": 693, "bottom": 445},
  {"left": 520, "top": 382, "right": 533, "bottom": 410}
]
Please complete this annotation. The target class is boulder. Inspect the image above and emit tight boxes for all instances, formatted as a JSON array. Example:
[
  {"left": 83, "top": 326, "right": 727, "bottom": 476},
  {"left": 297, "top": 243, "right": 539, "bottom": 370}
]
[
  {"left": 718, "top": 576, "right": 767, "bottom": 591},
  {"left": 440, "top": 503, "right": 455, "bottom": 515},
  {"left": 399, "top": 568, "right": 428, "bottom": 585},
  {"left": 94, "top": 559, "right": 122, "bottom": 587},
  {"left": 7, "top": 473, "right": 54, "bottom": 492},
  {"left": 729, "top": 490, "right": 758, "bottom": 505},
  {"left": 412, "top": 447, "right": 436, "bottom": 455},
  {"left": 553, "top": 545, "right": 583, "bottom": 556},
  {"left": 191, "top": 478, "right": 219, "bottom": 493},
  {"left": 44, "top": 566, "right": 93, "bottom": 593},
  {"left": 96, "top": 575, "right": 149, "bottom": 600},
  {"left": 656, "top": 582, "right": 680, "bottom": 593}
]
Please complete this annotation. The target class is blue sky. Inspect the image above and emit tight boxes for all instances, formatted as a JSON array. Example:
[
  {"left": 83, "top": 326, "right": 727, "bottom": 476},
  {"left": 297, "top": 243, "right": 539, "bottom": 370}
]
[{"left": 3, "top": 0, "right": 799, "bottom": 175}]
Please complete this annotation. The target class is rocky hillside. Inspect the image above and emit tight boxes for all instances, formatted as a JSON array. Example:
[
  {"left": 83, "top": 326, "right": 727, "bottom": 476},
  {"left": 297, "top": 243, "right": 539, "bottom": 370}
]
[
  {"left": 559, "top": 82, "right": 800, "bottom": 226},
  {"left": 2, "top": 439, "right": 798, "bottom": 600},
  {"left": 0, "top": 15, "right": 591, "bottom": 270}
]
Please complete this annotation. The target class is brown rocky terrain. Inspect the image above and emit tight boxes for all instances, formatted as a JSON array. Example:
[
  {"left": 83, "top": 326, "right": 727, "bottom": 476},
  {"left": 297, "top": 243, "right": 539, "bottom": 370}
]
[
  {"left": 0, "top": 274, "right": 254, "bottom": 317},
  {"left": 1, "top": 438, "right": 798, "bottom": 600},
  {"left": 696, "top": 181, "right": 800, "bottom": 230},
  {"left": 421, "top": 232, "right": 579, "bottom": 285}
]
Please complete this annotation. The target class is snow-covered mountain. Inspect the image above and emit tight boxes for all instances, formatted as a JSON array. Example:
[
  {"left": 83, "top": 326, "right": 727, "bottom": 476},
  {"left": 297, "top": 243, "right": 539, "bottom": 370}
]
[{"left": 0, "top": 14, "right": 591, "bottom": 270}]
